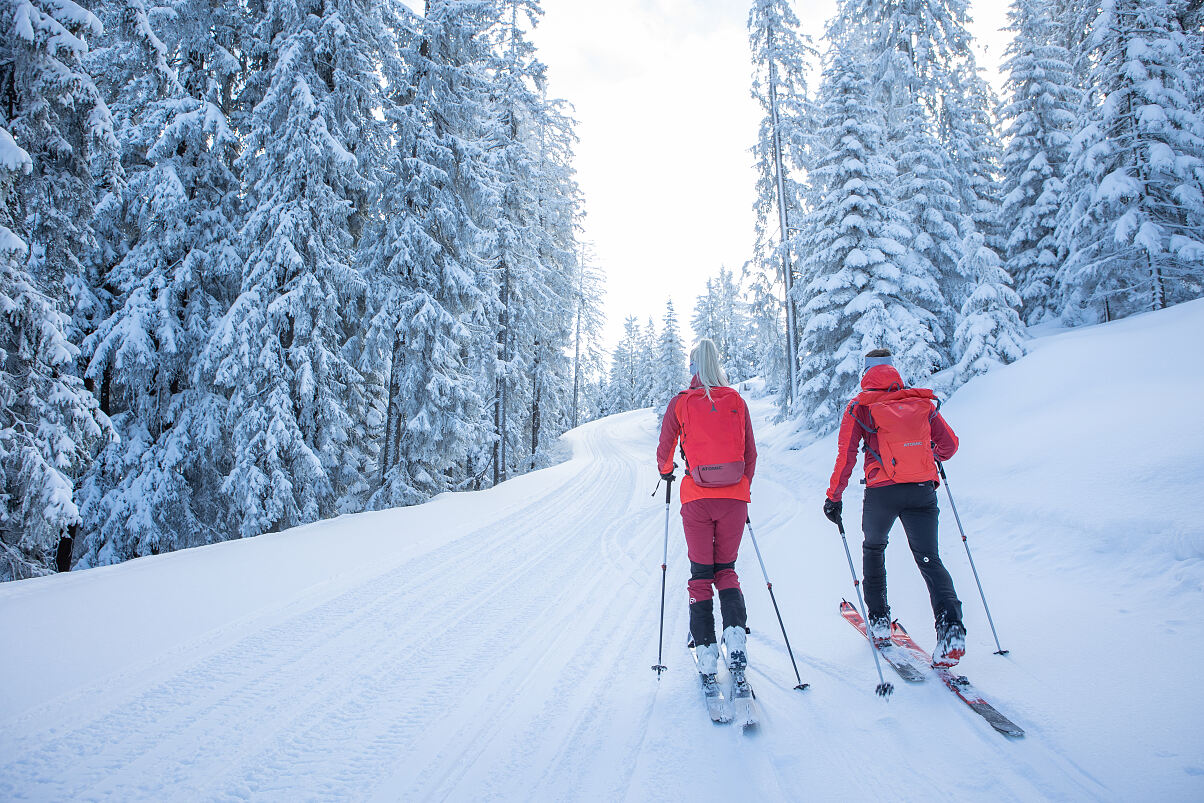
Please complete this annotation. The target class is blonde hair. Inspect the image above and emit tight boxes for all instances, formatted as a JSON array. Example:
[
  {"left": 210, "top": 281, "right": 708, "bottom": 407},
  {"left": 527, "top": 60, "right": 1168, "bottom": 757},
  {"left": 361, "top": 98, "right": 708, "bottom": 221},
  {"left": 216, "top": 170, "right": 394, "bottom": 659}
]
[{"left": 690, "top": 338, "right": 728, "bottom": 398}]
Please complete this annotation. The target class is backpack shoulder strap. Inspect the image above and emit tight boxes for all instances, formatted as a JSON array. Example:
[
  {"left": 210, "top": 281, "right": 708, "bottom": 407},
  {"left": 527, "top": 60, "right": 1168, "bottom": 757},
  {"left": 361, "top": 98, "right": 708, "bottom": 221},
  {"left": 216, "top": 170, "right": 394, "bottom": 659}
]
[
  {"left": 848, "top": 400, "right": 886, "bottom": 469},
  {"left": 847, "top": 400, "right": 877, "bottom": 435}
]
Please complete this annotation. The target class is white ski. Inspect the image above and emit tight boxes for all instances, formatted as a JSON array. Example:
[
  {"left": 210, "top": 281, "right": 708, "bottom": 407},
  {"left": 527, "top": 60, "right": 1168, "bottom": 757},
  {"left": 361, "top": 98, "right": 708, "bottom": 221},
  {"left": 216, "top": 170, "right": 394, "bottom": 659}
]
[
  {"left": 719, "top": 638, "right": 760, "bottom": 730},
  {"left": 688, "top": 638, "right": 732, "bottom": 724}
]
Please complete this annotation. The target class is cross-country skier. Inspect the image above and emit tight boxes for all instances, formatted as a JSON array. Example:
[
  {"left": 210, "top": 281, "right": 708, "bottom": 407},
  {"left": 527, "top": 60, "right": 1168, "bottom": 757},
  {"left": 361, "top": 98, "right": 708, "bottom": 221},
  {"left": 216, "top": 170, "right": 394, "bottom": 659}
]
[
  {"left": 657, "top": 338, "right": 757, "bottom": 686},
  {"left": 823, "top": 348, "right": 967, "bottom": 666}
]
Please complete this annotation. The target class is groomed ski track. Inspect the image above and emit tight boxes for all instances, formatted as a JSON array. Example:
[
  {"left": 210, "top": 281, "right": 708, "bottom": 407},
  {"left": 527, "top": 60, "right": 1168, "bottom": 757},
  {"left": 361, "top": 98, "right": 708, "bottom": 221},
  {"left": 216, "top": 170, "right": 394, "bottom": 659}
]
[{"left": 3, "top": 301, "right": 1204, "bottom": 800}]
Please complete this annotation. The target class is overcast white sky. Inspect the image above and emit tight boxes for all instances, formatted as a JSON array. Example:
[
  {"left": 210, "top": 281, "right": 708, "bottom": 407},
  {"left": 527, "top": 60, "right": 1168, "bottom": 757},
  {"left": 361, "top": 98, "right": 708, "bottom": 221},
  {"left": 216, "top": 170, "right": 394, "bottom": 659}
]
[
  {"left": 404, "top": 2, "right": 1013, "bottom": 352},
  {"left": 532, "top": 1, "right": 1012, "bottom": 352}
]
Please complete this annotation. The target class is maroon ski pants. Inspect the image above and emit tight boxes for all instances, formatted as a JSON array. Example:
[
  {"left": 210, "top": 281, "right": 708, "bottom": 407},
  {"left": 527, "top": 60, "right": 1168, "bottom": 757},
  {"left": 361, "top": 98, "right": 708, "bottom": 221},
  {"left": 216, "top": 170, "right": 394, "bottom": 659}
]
[{"left": 682, "top": 498, "right": 747, "bottom": 603}]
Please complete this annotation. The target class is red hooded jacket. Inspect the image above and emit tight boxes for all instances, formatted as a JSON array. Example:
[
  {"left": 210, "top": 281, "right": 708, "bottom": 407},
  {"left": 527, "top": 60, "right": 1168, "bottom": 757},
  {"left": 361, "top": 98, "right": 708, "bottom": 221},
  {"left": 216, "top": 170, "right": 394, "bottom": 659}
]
[
  {"left": 658, "top": 377, "right": 757, "bottom": 505},
  {"left": 826, "top": 364, "right": 958, "bottom": 502}
]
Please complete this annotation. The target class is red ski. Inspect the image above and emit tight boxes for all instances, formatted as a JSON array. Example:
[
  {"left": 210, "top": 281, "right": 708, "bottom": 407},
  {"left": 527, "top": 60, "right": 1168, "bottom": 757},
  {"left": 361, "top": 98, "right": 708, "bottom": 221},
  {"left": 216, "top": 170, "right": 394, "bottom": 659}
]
[{"left": 890, "top": 620, "right": 1025, "bottom": 738}]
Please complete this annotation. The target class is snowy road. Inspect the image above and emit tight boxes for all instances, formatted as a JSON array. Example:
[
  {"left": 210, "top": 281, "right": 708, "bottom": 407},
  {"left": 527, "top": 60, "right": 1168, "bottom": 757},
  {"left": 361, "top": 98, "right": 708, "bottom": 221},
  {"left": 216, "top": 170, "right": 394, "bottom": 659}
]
[{"left": 3, "top": 302, "right": 1204, "bottom": 800}]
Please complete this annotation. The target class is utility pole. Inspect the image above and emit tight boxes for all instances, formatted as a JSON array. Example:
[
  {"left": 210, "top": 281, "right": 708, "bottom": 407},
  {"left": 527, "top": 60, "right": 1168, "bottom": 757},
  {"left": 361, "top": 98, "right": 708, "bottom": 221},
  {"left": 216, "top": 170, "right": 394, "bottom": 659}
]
[
  {"left": 572, "top": 247, "right": 583, "bottom": 430},
  {"left": 766, "top": 24, "right": 797, "bottom": 406}
]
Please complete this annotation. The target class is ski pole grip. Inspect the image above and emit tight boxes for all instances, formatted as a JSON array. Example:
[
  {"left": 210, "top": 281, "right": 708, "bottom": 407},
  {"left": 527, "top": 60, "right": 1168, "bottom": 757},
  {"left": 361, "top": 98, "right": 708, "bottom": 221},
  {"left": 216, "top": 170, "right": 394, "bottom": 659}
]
[
  {"left": 664, "top": 476, "right": 674, "bottom": 504},
  {"left": 936, "top": 460, "right": 948, "bottom": 482}
]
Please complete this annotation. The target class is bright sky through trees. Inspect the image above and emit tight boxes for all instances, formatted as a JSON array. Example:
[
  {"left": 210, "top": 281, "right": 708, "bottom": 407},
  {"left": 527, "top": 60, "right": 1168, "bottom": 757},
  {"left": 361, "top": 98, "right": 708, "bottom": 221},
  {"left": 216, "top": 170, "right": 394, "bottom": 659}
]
[{"left": 522, "top": 0, "right": 1011, "bottom": 349}]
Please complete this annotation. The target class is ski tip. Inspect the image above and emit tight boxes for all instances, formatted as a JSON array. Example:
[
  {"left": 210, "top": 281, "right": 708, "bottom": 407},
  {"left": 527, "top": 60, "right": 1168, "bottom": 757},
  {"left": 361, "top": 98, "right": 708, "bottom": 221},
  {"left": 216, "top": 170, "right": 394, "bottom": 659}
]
[{"left": 876, "top": 682, "right": 894, "bottom": 699}]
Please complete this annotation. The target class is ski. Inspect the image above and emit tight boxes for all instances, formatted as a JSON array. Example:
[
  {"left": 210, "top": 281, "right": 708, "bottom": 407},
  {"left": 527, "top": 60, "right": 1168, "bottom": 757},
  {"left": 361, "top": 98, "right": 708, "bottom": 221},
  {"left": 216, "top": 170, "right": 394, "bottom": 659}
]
[
  {"left": 688, "top": 638, "right": 733, "bottom": 724},
  {"left": 890, "top": 620, "right": 1026, "bottom": 738},
  {"left": 719, "top": 638, "right": 759, "bottom": 730},
  {"left": 839, "top": 600, "right": 927, "bottom": 683}
]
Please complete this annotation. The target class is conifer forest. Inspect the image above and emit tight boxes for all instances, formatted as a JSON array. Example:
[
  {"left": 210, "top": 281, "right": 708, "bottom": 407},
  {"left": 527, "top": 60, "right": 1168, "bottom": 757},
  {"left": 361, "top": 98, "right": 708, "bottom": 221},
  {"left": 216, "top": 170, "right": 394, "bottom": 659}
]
[{"left": 3, "top": 0, "right": 1202, "bottom": 580}]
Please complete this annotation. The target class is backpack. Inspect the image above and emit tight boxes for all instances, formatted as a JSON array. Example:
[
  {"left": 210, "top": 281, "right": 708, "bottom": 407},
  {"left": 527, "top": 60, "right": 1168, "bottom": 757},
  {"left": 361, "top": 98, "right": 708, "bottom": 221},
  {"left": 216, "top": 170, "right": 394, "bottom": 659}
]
[
  {"left": 851, "top": 388, "right": 939, "bottom": 484},
  {"left": 676, "top": 386, "right": 746, "bottom": 487}
]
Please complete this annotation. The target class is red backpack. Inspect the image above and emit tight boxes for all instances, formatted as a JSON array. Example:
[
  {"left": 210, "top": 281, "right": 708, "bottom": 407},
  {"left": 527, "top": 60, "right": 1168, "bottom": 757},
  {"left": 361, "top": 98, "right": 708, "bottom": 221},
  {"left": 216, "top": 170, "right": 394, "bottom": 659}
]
[
  {"left": 852, "top": 388, "right": 939, "bottom": 484},
  {"left": 676, "top": 386, "right": 746, "bottom": 487}
]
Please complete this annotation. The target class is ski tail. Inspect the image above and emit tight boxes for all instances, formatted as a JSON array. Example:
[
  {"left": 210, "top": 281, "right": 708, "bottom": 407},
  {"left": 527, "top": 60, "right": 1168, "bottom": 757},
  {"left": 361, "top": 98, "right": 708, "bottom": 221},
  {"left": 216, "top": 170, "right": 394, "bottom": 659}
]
[{"left": 890, "top": 620, "right": 1025, "bottom": 738}]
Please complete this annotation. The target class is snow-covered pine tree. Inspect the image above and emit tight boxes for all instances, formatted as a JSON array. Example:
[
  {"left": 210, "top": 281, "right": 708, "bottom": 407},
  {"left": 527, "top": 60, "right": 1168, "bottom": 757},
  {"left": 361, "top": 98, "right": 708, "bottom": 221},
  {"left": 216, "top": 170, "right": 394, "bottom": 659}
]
[
  {"left": 362, "top": 0, "right": 493, "bottom": 508},
  {"left": 640, "top": 315, "right": 659, "bottom": 409},
  {"left": 524, "top": 93, "right": 585, "bottom": 464},
  {"left": 692, "top": 267, "right": 754, "bottom": 383},
  {"left": 198, "top": 0, "right": 401, "bottom": 536},
  {"left": 796, "top": 40, "right": 942, "bottom": 433},
  {"left": 842, "top": 0, "right": 975, "bottom": 116},
  {"left": 76, "top": 0, "right": 245, "bottom": 565},
  {"left": 740, "top": 258, "right": 787, "bottom": 396},
  {"left": 0, "top": 0, "right": 117, "bottom": 578},
  {"left": 941, "top": 61, "right": 1007, "bottom": 312},
  {"left": 693, "top": 278, "right": 718, "bottom": 349},
  {"left": 891, "top": 96, "right": 960, "bottom": 357},
  {"left": 1180, "top": 2, "right": 1203, "bottom": 117},
  {"left": 1055, "top": 0, "right": 1100, "bottom": 93},
  {"left": 571, "top": 243, "right": 606, "bottom": 428},
  {"left": 480, "top": 0, "right": 583, "bottom": 477},
  {"left": 650, "top": 300, "right": 686, "bottom": 415},
  {"left": 952, "top": 231, "right": 1027, "bottom": 382},
  {"left": 838, "top": 0, "right": 995, "bottom": 366},
  {"left": 1055, "top": 0, "right": 1204, "bottom": 323},
  {"left": 606, "top": 316, "right": 643, "bottom": 414},
  {"left": 718, "top": 268, "right": 758, "bottom": 383},
  {"left": 747, "top": 0, "right": 815, "bottom": 406},
  {"left": 480, "top": 0, "right": 537, "bottom": 484},
  {"left": 1000, "top": 0, "right": 1079, "bottom": 324},
  {"left": 86, "top": 0, "right": 180, "bottom": 164}
]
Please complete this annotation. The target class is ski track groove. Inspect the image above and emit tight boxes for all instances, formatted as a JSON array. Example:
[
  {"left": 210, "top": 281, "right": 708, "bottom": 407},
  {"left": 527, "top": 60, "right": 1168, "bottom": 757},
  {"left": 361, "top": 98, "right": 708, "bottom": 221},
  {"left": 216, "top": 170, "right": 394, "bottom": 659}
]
[
  {"left": 0, "top": 420, "right": 639, "bottom": 800},
  {"left": 380, "top": 422, "right": 658, "bottom": 800}
]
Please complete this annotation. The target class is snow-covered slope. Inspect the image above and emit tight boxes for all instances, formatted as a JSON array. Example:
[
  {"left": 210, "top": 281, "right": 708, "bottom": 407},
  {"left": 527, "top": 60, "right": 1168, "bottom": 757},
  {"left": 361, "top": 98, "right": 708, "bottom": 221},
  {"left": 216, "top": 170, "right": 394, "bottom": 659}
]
[{"left": 2, "top": 301, "right": 1202, "bottom": 801}]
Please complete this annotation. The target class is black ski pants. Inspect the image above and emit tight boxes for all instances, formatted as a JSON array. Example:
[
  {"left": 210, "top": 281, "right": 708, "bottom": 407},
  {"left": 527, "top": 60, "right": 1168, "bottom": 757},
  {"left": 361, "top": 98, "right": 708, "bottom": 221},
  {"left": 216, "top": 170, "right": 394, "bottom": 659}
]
[{"left": 861, "top": 481, "right": 962, "bottom": 626}]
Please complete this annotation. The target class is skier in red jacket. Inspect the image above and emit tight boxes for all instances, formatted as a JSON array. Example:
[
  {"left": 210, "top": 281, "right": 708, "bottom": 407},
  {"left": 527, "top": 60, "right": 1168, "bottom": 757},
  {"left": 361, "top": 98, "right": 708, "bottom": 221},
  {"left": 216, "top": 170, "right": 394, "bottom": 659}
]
[
  {"left": 823, "top": 348, "right": 966, "bottom": 666},
  {"left": 657, "top": 339, "right": 757, "bottom": 683}
]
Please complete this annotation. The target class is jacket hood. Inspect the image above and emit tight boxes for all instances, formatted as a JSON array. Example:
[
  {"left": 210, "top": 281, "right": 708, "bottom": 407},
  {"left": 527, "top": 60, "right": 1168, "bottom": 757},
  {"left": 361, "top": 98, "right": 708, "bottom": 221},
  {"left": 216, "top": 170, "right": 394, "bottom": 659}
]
[{"left": 861, "top": 364, "right": 905, "bottom": 391}]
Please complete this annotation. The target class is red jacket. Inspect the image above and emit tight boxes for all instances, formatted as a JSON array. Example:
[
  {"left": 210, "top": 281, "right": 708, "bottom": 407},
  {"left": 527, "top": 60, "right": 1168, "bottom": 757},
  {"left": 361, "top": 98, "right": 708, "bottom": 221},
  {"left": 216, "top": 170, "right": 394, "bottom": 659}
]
[
  {"left": 826, "top": 365, "right": 958, "bottom": 502},
  {"left": 657, "top": 378, "right": 757, "bottom": 504}
]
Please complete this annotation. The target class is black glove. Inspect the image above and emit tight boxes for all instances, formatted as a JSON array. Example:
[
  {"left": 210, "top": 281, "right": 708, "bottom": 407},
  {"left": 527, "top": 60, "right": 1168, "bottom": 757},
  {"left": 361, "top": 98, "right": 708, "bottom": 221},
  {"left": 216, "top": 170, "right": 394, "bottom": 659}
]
[
  {"left": 823, "top": 498, "right": 842, "bottom": 524},
  {"left": 660, "top": 470, "right": 676, "bottom": 481}
]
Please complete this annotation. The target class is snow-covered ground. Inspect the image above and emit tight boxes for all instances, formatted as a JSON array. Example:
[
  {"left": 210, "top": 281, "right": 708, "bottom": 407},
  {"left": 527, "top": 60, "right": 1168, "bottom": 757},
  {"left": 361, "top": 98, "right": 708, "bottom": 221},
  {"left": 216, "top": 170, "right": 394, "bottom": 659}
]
[{"left": 3, "top": 300, "right": 1203, "bottom": 801}]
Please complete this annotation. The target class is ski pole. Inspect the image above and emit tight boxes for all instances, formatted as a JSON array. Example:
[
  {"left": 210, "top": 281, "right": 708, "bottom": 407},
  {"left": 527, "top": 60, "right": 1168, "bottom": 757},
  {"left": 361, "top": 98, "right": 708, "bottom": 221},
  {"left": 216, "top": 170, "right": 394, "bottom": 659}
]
[
  {"left": 745, "top": 517, "right": 808, "bottom": 691},
  {"left": 834, "top": 517, "right": 893, "bottom": 698},
  {"left": 651, "top": 475, "right": 674, "bottom": 676},
  {"left": 936, "top": 461, "right": 1008, "bottom": 655}
]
